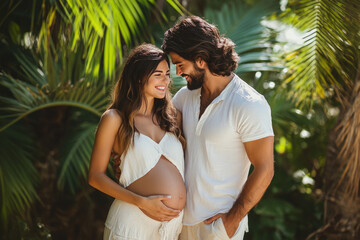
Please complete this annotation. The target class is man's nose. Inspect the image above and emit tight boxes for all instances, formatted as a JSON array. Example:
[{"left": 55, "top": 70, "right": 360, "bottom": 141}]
[{"left": 176, "top": 66, "right": 182, "bottom": 76}]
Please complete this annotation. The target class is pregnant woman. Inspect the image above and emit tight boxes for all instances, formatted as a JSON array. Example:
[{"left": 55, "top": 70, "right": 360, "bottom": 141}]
[{"left": 88, "top": 44, "right": 186, "bottom": 240}]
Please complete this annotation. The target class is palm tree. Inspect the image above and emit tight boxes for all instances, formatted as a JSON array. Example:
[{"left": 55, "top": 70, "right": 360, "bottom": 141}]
[{"left": 281, "top": 0, "right": 360, "bottom": 239}]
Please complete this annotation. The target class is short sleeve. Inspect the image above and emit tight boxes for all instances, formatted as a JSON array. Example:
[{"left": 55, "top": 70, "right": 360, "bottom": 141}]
[
  {"left": 236, "top": 96, "right": 274, "bottom": 142},
  {"left": 172, "top": 86, "right": 188, "bottom": 112}
]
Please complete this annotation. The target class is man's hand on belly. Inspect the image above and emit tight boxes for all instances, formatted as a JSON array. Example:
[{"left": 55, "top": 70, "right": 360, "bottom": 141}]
[{"left": 204, "top": 213, "right": 240, "bottom": 238}]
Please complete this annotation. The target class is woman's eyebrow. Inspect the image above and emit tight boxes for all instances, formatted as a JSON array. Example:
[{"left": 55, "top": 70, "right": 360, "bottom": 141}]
[{"left": 153, "top": 69, "right": 170, "bottom": 73}]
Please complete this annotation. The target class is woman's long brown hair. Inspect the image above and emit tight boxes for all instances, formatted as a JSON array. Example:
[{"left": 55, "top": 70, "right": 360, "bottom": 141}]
[{"left": 108, "top": 44, "right": 184, "bottom": 156}]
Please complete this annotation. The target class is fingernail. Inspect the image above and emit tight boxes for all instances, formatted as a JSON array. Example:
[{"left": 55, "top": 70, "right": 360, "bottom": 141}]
[{"left": 167, "top": 195, "right": 172, "bottom": 198}]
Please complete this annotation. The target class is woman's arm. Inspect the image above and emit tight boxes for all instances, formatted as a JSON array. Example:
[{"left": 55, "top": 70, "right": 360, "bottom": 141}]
[{"left": 88, "top": 109, "right": 180, "bottom": 220}]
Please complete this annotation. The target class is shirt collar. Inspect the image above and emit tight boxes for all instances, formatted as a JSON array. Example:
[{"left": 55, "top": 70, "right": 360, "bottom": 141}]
[{"left": 206, "top": 74, "right": 237, "bottom": 104}]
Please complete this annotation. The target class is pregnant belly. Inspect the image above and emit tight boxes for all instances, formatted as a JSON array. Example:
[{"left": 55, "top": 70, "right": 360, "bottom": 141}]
[{"left": 126, "top": 156, "right": 186, "bottom": 219}]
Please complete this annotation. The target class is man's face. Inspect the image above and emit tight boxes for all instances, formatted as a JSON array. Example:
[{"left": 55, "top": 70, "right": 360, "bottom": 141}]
[{"left": 169, "top": 52, "right": 205, "bottom": 90}]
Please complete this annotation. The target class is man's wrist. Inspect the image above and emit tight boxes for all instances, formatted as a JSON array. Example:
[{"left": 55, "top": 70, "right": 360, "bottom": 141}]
[{"left": 227, "top": 207, "right": 246, "bottom": 225}]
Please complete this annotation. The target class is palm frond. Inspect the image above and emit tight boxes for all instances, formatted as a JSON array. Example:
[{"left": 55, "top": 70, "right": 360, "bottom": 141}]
[
  {"left": 56, "top": 0, "right": 184, "bottom": 80},
  {"left": 0, "top": 73, "right": 108, "bottom": 131},
  {"left": 0, "top": 38, "right": 111, "bottom": 132},
  {"left": 12, "top": 50, "right": 47, "bottom": 86},
  {"left": 58, "top": 122, "right": 97, "bottom": 193},
  {"left": 283, "top": 0, "right": 360, "bottom": 109},
  {"left": 0, "top": 124, "right": 38, "bottom": 228}
]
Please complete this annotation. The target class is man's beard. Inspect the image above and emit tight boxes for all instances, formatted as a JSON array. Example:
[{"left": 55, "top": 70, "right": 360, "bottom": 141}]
[{"left": 183, "top": 64, "right": 205, "bottom": 90}]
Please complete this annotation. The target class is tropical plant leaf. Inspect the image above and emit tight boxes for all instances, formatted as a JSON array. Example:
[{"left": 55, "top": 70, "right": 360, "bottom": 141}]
[
  {"left": 56, "top": 0, "right": 184, "bottom": 80},
  {"left": 0, "top": 35, "right": 111, "bottom": 132},
  {"left": 283, "top": 0, "right": 360, "bottom": 109},
  {"left": 0, "top": 73, "right": 107, "bottom": 131},
  {"left": 58, "top": 121, "right": 97, "bottom": 193},
  {"left": 0, "top": 124, "right": 38, "bottom": 228}
]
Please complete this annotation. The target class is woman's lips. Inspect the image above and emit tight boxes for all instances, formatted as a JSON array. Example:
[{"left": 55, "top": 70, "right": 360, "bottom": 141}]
[{"left": 155, "top": 86, "right": 166, "bottom": 91}]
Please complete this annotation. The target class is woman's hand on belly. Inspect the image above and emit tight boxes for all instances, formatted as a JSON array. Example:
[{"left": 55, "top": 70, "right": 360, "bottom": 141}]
[{"left": 138, "top": 194, "right": 181, "bottom": 221}]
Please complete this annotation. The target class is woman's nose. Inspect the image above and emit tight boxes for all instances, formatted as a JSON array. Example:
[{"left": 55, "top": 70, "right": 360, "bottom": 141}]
[{"left": 163, "top": 75, "right": 170, "bottom": 83}]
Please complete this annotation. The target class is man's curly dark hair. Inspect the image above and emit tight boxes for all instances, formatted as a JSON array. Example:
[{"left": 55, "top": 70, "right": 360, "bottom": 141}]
[{"left": 162, "top": 16, "right": 239, "bottom": 76}]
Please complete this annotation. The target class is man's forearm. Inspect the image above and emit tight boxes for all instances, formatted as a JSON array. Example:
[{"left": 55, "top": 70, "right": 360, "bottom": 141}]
[{"left": 227, "top": 165, "right": 274, "bottom": 223}]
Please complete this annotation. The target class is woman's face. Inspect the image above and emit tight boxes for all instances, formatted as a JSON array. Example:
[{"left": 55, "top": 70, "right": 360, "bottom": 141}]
[{"left": 144, "top": 60, "right": 170, "bottom": 100}]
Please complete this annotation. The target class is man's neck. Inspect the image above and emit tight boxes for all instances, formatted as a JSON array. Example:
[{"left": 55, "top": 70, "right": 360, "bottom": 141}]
[
  {"left": 198, "top": 72, "right": 234, "bottom": 119},
  {"left": 201, "top": 72, "right": 234, "bottom": 98}
]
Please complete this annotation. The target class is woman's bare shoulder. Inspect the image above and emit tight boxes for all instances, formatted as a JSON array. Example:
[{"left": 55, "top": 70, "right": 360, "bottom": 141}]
[{"left": 99, "top": 109, "right": 122, "bottom": 127}]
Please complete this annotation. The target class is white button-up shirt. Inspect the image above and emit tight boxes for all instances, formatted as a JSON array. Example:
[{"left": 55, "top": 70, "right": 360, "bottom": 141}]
[{"left": 172, "top": 74, "right": 274, "bottom": 226}]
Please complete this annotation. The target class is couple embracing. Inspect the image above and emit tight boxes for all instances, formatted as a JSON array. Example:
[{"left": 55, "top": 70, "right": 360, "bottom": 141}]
[{"left": 88, "top": 16, "right": 274, "bottom": 240}]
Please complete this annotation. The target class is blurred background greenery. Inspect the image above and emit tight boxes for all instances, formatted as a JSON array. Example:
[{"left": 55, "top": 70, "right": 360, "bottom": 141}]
[{"left": 0, "top": 0, "right": 359, "bottom": 239}]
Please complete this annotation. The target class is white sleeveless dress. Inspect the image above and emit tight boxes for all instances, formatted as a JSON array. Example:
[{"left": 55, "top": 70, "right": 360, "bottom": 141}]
[{"left": 104, "top": 131, "right": 184, "bottom": 240}]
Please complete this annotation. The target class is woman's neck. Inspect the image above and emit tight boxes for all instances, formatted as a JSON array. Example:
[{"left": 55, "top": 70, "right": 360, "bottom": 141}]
[{"left": 138, "top": 97, "right": 154, "bottom": 117}]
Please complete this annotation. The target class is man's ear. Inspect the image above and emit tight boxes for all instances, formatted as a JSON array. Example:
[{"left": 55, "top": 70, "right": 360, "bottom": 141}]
[{"left": 195, "top": 57, "right": 207, "bottom": 69}]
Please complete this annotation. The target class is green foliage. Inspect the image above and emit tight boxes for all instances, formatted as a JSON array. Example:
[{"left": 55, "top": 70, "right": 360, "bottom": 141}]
[
  {"left": 247, "top": 166, "right": 322, "bottom": 240},
  {"left": 58, "top": 122, "right": 97, "bottom": 193},
  {"left": 0, "top": 46, "right": 108, "bottom": 131},
  {"left": 253, "top": 198, "right": 300, "bottom": 239},
  {"left": 56, "top": 0, "right": 184, "bottom": 80},
  {"left": 0, "top": 40, "right": 109, "bottom": 233},
  {"left": 281, "top": 0, "right": 360, "bottom": 109},
  {"left": 0, "top": 124, "right": 38, "bottom": 231}
]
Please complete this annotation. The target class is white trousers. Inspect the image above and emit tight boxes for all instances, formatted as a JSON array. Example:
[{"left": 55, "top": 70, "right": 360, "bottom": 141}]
[
  {"left": 179, "top": 216, "right": 248, "bottom": 240},
  {"left": 104, "top": 199, "right": 183, "bottom": 240}
]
